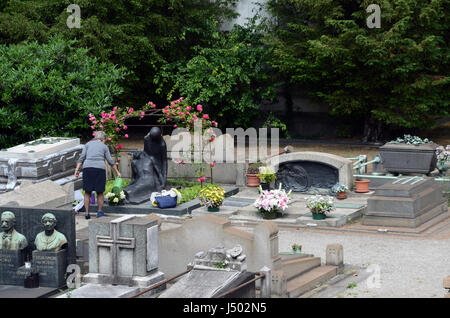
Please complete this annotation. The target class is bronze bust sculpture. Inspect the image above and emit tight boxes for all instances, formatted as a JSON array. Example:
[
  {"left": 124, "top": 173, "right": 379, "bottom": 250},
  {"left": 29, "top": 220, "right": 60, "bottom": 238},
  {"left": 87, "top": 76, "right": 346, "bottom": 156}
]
[
  {"left": 124, "top": 127, "right": 168, "bottom": 204},
  {"left": 0, "top": 211, "right": 28, "bottom": 250},
  {"left": 34, "top": 213, "right": 67, "bottom": 252}
]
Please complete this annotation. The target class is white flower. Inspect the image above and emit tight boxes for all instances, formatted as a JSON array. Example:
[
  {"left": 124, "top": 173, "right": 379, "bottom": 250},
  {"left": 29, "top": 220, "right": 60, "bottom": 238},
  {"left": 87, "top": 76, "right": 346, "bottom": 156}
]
[{"left": 113, "top": 198, "right": 119, "bottom": 203}]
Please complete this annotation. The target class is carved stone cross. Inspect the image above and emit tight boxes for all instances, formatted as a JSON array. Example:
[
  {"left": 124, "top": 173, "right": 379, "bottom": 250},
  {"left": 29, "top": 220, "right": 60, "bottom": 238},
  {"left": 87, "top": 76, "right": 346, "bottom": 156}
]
[{"left": 96, "top": 215, "right": 136, "bottom": 285}]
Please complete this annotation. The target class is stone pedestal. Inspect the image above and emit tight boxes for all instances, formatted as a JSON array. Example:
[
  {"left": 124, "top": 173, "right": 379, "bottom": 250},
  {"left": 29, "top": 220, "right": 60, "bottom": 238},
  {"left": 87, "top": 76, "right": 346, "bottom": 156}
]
[
  {"left": 32, "top": 249, "right": 67, "bottom": 288},
  {"left": 0, "top": 250, "right": 26, "bottom": 285},
  {"left": 84, "top": 215, "right": 164, "bottom": 288},
  {"left": 326, "top": 244, "right": 343, "bottom": 268},
  {"left": 362, "top": 177, "right": 448, "bottom": 228}
]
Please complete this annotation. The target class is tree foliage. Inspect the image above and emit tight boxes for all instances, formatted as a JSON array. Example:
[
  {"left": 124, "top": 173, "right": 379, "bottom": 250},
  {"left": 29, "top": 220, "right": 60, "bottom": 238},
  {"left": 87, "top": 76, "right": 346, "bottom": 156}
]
[
  {"left": 156, "top": 21, "right": 277, "bottom": 128},
  {"left": 0, "top": 37, "right": 127, "bottom": 148},
  {"left": 266, "top": 0, "right": 449, "bottom": 141},
  {"left": 0, "top": 0, "right": 238, "bottom": 106}
]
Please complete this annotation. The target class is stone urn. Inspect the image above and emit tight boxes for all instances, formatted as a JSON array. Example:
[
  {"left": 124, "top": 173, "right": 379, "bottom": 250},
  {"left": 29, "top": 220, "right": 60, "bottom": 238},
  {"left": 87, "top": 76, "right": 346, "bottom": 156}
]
[{"left": 379, "top": 142, "right": 438, "bottom": 174}]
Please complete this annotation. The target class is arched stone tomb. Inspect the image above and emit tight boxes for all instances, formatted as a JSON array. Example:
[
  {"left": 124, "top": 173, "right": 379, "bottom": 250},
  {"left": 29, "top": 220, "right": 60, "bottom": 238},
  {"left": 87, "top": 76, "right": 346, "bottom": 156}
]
[{"left": 266, "top": 152, "right": 353, "bottom": 193}]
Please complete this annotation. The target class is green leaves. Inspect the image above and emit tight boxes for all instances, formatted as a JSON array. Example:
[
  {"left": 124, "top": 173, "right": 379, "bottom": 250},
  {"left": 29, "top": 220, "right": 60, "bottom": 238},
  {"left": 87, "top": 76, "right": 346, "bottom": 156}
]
[{"left": 0, "top": 36, "right": 127, "bottom": 148}]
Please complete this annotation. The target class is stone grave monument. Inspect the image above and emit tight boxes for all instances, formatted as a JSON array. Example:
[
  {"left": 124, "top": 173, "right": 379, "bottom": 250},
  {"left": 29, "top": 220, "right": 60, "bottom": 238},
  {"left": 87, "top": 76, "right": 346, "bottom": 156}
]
[
  {"left": 83, "top": 214, "right": 164, "bottom": 288},
  {"left": 159, "top": 245, "right": 267, "bottom": 298},
  {"left": 362, "top": 176, "right": 448, "bottom": 228},
  {"left": 0, "top": 137, "right": 83, "bottom": 192},
  {"left": 0, "top": 207, "right": 75, "bottom": 289}
]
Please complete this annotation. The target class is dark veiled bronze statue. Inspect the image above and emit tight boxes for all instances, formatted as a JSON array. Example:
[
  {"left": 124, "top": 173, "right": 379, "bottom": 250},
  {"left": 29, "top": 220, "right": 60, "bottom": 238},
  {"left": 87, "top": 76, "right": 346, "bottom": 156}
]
[{"left": 124, "top": 127, "right": 168, "bottom": 204}]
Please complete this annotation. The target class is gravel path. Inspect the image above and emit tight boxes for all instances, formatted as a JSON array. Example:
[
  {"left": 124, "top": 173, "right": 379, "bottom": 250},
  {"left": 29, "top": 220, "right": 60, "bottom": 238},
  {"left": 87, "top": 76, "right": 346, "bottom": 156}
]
[{"left": 275, "top": 229, "right": 450, "bottom": 298}]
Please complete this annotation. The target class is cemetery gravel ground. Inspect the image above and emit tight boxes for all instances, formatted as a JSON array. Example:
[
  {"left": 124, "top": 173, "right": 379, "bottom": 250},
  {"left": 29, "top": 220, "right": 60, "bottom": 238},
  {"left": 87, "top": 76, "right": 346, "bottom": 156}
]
[{"left": 238, "top": 225, "right": 450, "bottom": 298}]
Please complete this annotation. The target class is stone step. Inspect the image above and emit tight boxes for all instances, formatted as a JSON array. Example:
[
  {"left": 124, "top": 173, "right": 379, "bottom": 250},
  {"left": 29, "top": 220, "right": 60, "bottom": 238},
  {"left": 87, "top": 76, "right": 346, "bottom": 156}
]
[
  {"left": 286, "top": 265, "right": 338, "bottom": 298},
  {"left": 368, "top": 186, "right": 445, "bottom": 215},
  {"left": 282, "top": 256, "right": 321, "bottom": 281},
  {"left": 363, "top": 201, "right": 447, "bottom": 228}
]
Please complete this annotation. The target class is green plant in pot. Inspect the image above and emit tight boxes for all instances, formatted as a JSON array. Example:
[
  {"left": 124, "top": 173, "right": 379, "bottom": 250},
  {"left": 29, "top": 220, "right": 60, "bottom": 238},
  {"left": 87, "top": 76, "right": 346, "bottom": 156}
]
[
  {"left": 257, "top": 166, "right": 277, "bottom": 191},
  {"left": 198, "top": 185, "right": 226, "bottom": 212},
  {"left": 254, "top": 183, "right": 291, "bottom": 219},
  {"left": 306, "top": 195, "right": 335, "bottom": 220},
  {"left": 331, "top": 183, "right": 349, "bottom": 200}
]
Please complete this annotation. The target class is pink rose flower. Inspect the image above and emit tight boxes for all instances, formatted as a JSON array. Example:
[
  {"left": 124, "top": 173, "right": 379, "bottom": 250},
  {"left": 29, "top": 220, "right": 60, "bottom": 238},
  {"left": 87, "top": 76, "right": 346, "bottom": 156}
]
[
  {"left": 203, "top": 114, "right": 209, "bottom": 119},
  {"left": 210, "top": 162, "right": 215, "bottom": 167},
  {"left": 115, "top": 128, "right": 120, "bottom": 132},
  {"left": 123, "top": 125, "right": 128, "bottom": 130},
  {"left": 197, "top": 104, "right": 203, "bottom": 112},
  {"left": 107, "top": 138, "right": 112, "bottom": 141},
  {"left": 113, "top": 107, "right": 117, "bottom": 111},
  {"left": 197, "top": 177, "right": 206, "bottom": 182},
  {"left": 118, "top": 144, "right": 123, "bottom": 149},
  {"left": 124, "top": 134, "right": 129, "bottom": 138},
  {"left": 186, "top": 106, "right": 191, "bottom": 111}
]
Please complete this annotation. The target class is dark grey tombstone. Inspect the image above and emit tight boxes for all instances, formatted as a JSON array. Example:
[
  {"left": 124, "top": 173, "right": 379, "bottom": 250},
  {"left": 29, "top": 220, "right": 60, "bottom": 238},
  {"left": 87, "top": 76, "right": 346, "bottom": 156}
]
[
  {"left": 0, "top": 206, "right": 75, "bottom": 287},
  {"left": 379, "top": 143, "right": 438, "bottom": 174}
]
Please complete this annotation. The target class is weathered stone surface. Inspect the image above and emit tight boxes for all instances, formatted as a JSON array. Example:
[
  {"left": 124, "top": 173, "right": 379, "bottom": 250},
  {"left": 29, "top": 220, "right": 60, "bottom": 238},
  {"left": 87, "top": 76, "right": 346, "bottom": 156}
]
[
  {"left": 0, "top": 180, "right": 73, "bottom": 208},
  {"left": 32, "top": 249, "right": 67, "bottom": 288},
  {"left": 379, "top": 142, "right": 438, "bottom": 174},
  {"left": 158, "top": 269, "right": 255, "bottom": 298},
  {"left": 363, "top": 177, "right": 448, "bottom": 228},
  {"left": 57, "top": 284, "right": 141, "bottom": 298},
  {"left": 0, "top": 137, "right": 82, "bottom": 191},
  {"left": 326, "top": 244, "right": 343, "bottom": 268},
  {"left": 158, "top": 214, "right": 281, "bottom": 278},
  {"left": 0, "top": 250, "right": 26, "bottom": 285},
  {"left": 86, "top": 215, "right": 163, "bottom": 287},
  {"left": 266, "top": 152, "right": 353, "bottom": 192}
]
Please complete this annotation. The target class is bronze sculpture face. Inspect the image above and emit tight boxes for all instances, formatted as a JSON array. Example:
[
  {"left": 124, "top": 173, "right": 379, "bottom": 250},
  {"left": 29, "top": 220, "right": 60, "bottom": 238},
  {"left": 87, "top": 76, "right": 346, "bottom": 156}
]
[{"left": 0, "top": 211, "right": 28, "bottom": 250}]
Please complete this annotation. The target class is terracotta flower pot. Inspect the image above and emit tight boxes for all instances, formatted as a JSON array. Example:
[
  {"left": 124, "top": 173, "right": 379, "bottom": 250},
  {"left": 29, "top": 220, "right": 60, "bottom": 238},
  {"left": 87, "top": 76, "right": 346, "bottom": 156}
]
[
  {"left": 336, "top": 192, "right": 347, "bottom": 200},
  {"left": 355, "top": 179, "right": 370, "bottom": 193},
  {"left": 246, "top": 174, "right": 260, "bottom": 187}
]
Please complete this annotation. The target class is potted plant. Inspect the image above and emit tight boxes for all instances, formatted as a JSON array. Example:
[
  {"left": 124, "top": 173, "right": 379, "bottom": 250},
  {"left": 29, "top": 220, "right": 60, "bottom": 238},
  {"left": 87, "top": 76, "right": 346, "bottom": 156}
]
[
  {"left": 198, "top": 185, "right": 226, "bottom": 212},
  {"left": 435, "top": 145, "right": 450, "bottom": 176},
  {"left": 246, "top": 162, "right": 263, "bottom": 187},
  {"left": 105, "top": 190, "right": 126, "bottom": 206},
  {"left": 332, "top": 183, "right": 349, "bottom": 199},
  {"left": 254, "top": 184, "right": 291, "bottom": 219},
  {"left": 257, "top": 166, "right": 277, "bottom": 191},
  {"left": 355, "top": 177, "right": 370, "bottom": 193},
  {"left": 306, "top": 195, "right": 335, "bottom": 220},
  {"left": 291, "top": 243, "right": 302, "bottom": 254}
]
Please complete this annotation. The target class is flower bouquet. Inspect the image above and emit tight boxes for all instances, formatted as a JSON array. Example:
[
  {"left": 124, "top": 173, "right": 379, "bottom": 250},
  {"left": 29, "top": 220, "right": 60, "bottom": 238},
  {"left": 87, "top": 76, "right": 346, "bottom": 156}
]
[
  {"left": 331, "top": 183, "right": 349, "bottom": 199},
  {"left": 254, "top": 184, "right": 291, "bottom": 219},
  {"left": 435, "top": 145, "right": 450, "bottom": 176},
  {"left": 105, "top": 191, "right": 126, "bottom": 206},
  {"left": 198, "top": 185, "right": 226, "bottom": 212},
  {"left": 306, "top": 195, "right": 335, "bottom": 220}
]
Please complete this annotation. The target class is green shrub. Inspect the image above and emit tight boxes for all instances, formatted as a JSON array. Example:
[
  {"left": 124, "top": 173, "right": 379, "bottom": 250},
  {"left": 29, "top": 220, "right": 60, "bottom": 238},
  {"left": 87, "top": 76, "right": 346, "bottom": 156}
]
[{"left": 0, "top": 36, "right": 127, "bottom": 148}]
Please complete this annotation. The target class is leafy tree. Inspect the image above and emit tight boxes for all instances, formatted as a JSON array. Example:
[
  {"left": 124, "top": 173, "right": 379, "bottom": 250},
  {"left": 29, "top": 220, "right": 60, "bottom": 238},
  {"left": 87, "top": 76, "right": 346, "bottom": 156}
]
[
  {"left": 265, "top": 0, "right": 449, "bottom": 141},
  {"left": 156, "top": 21, "right": 278, "bottom": 129},
  {"left": 0, "top": 0, "right": 238, "bottom": 106},
  {"left": 0, "top": 37, "right": 127, "bottom": 148}
]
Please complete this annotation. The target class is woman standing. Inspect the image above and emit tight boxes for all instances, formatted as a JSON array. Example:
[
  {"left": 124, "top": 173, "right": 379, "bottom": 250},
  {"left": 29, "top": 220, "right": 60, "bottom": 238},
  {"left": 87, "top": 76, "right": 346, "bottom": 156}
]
[{"left": 75, "top": 131, "right": 121, "bottom": 219}]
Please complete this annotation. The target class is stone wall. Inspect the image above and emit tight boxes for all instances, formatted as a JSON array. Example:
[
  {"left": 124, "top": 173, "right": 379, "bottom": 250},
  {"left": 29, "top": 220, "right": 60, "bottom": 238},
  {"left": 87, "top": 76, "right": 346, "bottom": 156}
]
[{"left": 157, "top": 214, "right": 281, "bottom": 278}]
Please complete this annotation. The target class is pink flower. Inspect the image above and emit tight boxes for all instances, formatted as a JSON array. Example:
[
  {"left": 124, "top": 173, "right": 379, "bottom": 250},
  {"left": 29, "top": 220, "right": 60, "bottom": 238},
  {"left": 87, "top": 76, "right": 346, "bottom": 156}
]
[
  {"left": 197, "top": 177, "right": 206, "bottom": 183},
  {"left": 203, "top": 114, "right": 209, "bottom": 119},
  {"left": 210, "top": 162, "right": 215, "bottom": 167},
  {"left": 128, "top": 108, "right": 134, "bottom": 114},
  {"left": 141, "top": 111, "right": 145, "bottom": 115},
  {"left": 173, "top": 124, "right": 178, "bottom": 128},
  {"left": 113, "top": 107, "right": 117, "bottom": 111},
  {"left": 115, "top": 128, "right": 120, "bottom": 132},
  {"left": 115, "top": 162, "right": 119, "bottom": 166},
  {"left": 100, "top": 125, "right": 104, "bottom": 129},
  {"left": 124, "top": 134, "right": 129, "bottom": 138},
  {"left": 115, "top": 120, "right": 119, "bottom": 124},
  {"left": 101, "top": 120, "right": 105, "bottom": 124},
  {"left": 107, "top": 138, "right": 112, "bottom": 141},
  {"left": 92, "top": 132, "right": 96, "bottom": 136},
  {"left": 178, "top": 112, "right": 184, "bottom": 116},
  {"left": 123, "top": 125, "right": 128, "bottom": 130},
  {"left": 114, "top": 146, "right": 119, "bottom": 150},
  {"left": 111, "top": 115, "right": 116, "bottom": 120},
  {"left": 186, "top": 106, "right": 192, "bottom": 111},
  {"left": 197, "top": 104, "right": 203, "bottom": 112},
  {"left": 118, "top": 144, "right": 123, "bottom": 149}
]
